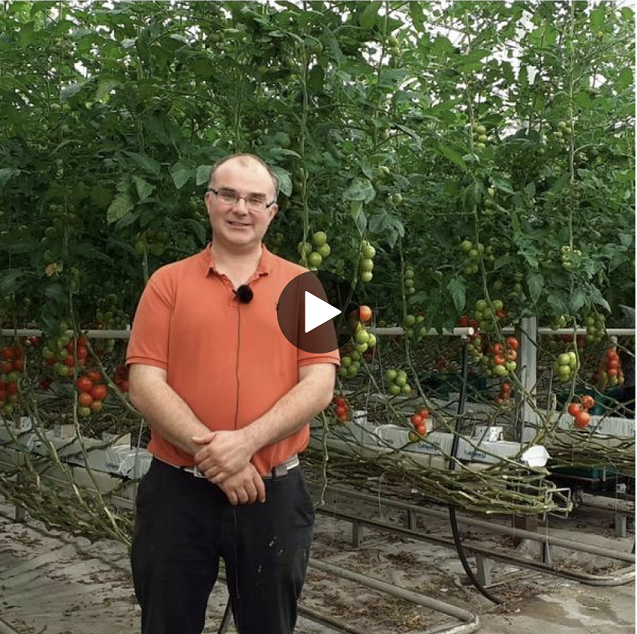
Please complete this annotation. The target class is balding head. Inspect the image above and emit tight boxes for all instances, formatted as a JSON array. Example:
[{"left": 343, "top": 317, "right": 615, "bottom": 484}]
[{"left": 209, "top": 153, "right": 279, "bottom": 200}]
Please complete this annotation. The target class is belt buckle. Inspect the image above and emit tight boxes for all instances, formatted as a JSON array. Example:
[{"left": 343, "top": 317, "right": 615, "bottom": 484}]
[
  {"left": 272, "top": 463, "right": 289, "bottom": 478},
  {"left": 192, "top": 466, "right": 206, "bottom": 478}
]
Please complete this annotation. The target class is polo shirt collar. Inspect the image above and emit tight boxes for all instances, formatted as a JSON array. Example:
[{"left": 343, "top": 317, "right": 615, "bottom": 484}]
[{"left": 201, "top": 243, "right": 274, "bottom": 277}]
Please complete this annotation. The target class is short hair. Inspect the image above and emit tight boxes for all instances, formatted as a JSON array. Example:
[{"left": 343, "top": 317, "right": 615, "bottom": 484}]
[{"left": 208, "top": 153, "right": 279, "bottom": 200}]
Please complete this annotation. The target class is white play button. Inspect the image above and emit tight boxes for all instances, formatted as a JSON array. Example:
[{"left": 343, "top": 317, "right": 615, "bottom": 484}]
[{"left": 304, "top": 291, "right": 341, "bottom": 333}]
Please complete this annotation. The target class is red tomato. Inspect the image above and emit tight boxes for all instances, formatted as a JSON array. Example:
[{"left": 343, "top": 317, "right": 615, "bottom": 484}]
[
  {"left": 458, "top": 315, "right": 469, "bottom": 327},
  {"left": 410, "top": 414, "right": 423, "bottom": 427},
  {"left": 581, "top": 395, "right": 595, "bottom": 410},
  {"left": 87, "top": 370, "right": 102, "bottom": 382},
  {"left": 90, "top": 384, "right": 108, "bottom": 401},
  {"left": 90, "top": 400, "right": 103, "bottom": 414},
  {"left": 334, "top": 395, "right": 347, "bottom": 407},
  {"left": 119, "top": 380, "right": 129, "bottom": 392},
  {"left": 506, "top": 336, "right": 519, "bottom": 350},
  {"left": 6, "top": 382, "right": 17, "bottom": 395},
  {"left": 77, "top": 345, "right": 89, "bottom": 360},
  {"left": 568, "top": 403, "right": 583, "bottom": 417},
  {"left": 418, "top": 407, "right": 429, "bottom": 419},
  {"left": 1, "top": 346, "right": 15, "bottom": 359},
  {"left": 506, "top": 349, "right": 518, "bottom": 362},
  {"left": 493, "top": 355, "right": 505, "bottom": 366},
  {"left": 63, "top": 355, "right": 75, "bottom": 368},
  {"left": 492, "top": 343, "right": 504, "bottom": 355},
  {"left": 501, "top": 383, "right": 511, "bottom": 393},
  {"left": 607, "top": 359, "right": 620, "bottom": 370},
  {"left": 334, "top": 405, "right": 348, "bottom": 419},
  {"left": 607, "top": 368, "right": 618, "bottom": 377},
  {"left": 76, "top": 376, "right": 93, "bottom": 393},
  {"left": 359, "top": 305, "right": 373, "bottom": 323},
  {"left": 574, "top": 411, "right": 591, "bottom": 428},
  {"left": 12, "top": 359, "right": 24, "bottom": 372},
  {"left": 415, "top": 424, "right": 427, "bottom": 436},
  {"left": 0, "top": 360, "right": 13, "bottom": 374},
  {"left": 78, "top": 392, "right": 94, "bottom": 407}
]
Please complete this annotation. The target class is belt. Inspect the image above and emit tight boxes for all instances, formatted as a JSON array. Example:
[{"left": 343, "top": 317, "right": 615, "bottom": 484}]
[{"left": 156, "top": 454, "right": 299, "bottom": 480}]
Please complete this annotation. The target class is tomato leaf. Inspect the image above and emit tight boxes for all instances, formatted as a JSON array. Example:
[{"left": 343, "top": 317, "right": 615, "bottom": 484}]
[
  {"left": 448, "top": 277, "right": 466, "bottom": 313},
  {"left": 106, "top": 190, "right": 133, "bottom": 225},
  {"left": 133, "top": 176, "right": 154, "bottom": 201},
  {"left": 0, "top": 168, "right": 20, "bottom": 188},
  {"left": 170, "top": 161, "right": 193, "bottom": 189},
  {"left": 271, "top": 166, "right": 293, "bottom": 197},
  {"left": 343, "top": 177, "right": 375, "bottom": 203},
  {"left": 568, "top": 289, "right": 586, "bottom": 314},
  {"left": 438, "top": 145, "right": 467, "bottom": 172},
  {"left": 196, "top": 165, "right": 213, "bottom": 186},
  {"left": 359, "top": 2, "right": 381, "bottom": 29},
  {"left": 527, "top": 271, "right": 543, "bottom": 303}
]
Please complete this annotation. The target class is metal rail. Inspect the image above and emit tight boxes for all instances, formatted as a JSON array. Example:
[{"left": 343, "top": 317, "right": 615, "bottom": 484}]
[{"left": 313, "top": 482, "right": 635, "bottom": 564}]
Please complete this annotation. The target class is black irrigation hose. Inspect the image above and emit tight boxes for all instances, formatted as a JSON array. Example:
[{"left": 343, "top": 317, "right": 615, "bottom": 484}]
[{"left": 448, "top": 337, "right": 503, "bottom": 605}]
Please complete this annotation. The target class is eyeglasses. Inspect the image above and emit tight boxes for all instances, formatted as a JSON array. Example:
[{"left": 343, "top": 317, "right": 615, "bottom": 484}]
[{"left": 206, "top": 187, "right": 276, "bottom": 213}]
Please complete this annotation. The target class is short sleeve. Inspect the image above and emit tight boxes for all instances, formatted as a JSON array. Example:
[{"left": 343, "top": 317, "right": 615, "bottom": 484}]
[{"left": 126, "top": 272, "right": 174, "bottom": 370}]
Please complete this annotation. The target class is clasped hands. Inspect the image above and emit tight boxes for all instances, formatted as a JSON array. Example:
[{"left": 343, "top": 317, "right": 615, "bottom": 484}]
[{"left": 192, "top": 429, "right": 266, "bottom": 506}]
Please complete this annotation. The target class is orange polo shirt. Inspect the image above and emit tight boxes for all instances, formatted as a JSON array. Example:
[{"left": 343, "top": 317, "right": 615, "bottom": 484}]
[{"left": 126, "top": 245, "right": 340, "bottom": 475}]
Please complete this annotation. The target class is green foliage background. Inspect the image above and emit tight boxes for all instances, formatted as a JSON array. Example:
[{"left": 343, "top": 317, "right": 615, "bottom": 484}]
[{"left": 0, "top": 1, "right": 634, "bottom": 334}]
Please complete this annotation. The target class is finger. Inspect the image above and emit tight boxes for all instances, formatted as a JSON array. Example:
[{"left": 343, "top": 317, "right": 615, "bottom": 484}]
[
  {"left": 226, "top": 490, "right": 238, "bottom": 506},
  {"left": 192, "top": 432, "right": 216, "bottom": 444},
  {"left": 236, "top": 487, "right": 249, "bottom": 505},
  {"left": 255, "top": 477, "right": 266, "bottom": 503},
  {"left": 244, "top": 481, "right": 258, "bottom": 504}
]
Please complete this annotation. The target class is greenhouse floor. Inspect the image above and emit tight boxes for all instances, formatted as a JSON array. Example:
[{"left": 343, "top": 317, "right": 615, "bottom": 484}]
[{"left": 0, "top": 496, "right": 634, "bottom": 634}]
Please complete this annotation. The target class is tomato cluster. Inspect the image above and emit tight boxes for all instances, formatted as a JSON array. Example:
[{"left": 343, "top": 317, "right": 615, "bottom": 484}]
[
  {"left": 359, "top": 240, "right": 376, "bottom": 284},
  {"left": 385, "top": 368, "right": 412, "bottom": 396},
  {"left": 404, "top": 266, "right": 415, "bottom": 296},
  {"left": 351, "top": 305, "right": 377, "bottom": 355},
  {"left": 597, "top": 346, "right": 624, "bottom": 391},
  {"left": 0, "top": 345, "right": 23, "bottom": 416},
  {"left": 76, "top": 371, "right": 109, "bottom": 418},
  {"left": 409, "top": 406, "right": 429, "bottom": 437},
  {"left": 333, "top": 394, "right": 350, "bottom": 422},
  {"left": 404, "top": 312, "right": 426, "bottom": 341},
  {"left": 494, "top": 382, "right": 512, "bottom": 405},
  {"left": 113, "top": 364, "right": 130, "bottom": 393},
  {"left": 553, "top": 350, "right": 580, "bottom": 383},
  {"left": 41, "top": 332, "right": 89, "bottom": 377},
  {"left": 297, "top": 230, "right": 331, "bottom": 270},
  {"left": 568, "top": 395, "right": 595, "bottom": 429}
]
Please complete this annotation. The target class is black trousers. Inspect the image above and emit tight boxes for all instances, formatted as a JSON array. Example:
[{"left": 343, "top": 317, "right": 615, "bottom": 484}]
[{"left": 131, "top": 458, "right": 315, "bottom": 634}]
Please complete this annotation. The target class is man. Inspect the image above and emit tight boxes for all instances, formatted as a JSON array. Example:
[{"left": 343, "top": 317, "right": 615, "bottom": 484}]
[{"left": 126, "top": 154, "right": 339, "bottom": 634}]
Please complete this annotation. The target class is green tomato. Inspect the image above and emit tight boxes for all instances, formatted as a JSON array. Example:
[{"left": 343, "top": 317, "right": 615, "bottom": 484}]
[
  {"left": 386, "top": 369, "right": 397, "bottom": 382},
  {"left": 354, "top": 342, "right": 368, "bottom": 354},
  {"left": 360, "top": 271, "right": 373, "bottom": 283},
  {"left": 389, "top": 384, "right": 401, "bottom": 396},
  {"left": 297, "top": 241, "right": 312, "bottom": 256},
  {"left": 317, "top": 243, "right": 331, "bottom": 258},
  {"left": 355, "top": 329, "right": 370, "bottom": 345},
  {"left": 307, "top": 252, "right": 323, "bottom": 267},
  {"left": 405, "top": 314, "right": 416, "bottom": 327},
  {"left": 361, "top": 244, "right": 376, "bottom": 259},
  {"left": 360, "top": 258, "right": 374, "bottom": 272},
  {"left": 366, "top": 334, "right": 377, "bottom": 348},
  {"left": 312, "top": 231, "right": 327, "bottom": 246}
]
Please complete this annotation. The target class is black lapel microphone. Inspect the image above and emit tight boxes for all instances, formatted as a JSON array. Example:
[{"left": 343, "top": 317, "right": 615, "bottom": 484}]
[{"left": 234, "top": 285, "right": 254, "bottom": 304}]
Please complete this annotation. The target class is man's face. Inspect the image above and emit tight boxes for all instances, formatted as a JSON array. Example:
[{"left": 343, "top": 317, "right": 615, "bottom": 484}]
[{"left": 205, "top": 159, "right": 278, "bottom": 251}]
